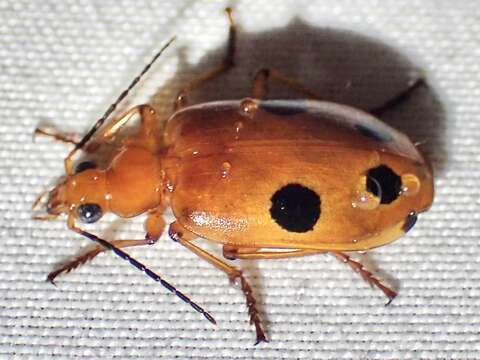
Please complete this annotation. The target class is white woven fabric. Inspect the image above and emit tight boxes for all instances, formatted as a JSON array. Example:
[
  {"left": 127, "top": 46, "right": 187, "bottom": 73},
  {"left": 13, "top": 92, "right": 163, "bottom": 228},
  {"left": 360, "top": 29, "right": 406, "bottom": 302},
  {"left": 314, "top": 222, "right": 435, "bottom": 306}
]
[{"left": 1, "top": 0, "right": 479, "bottom": 358}]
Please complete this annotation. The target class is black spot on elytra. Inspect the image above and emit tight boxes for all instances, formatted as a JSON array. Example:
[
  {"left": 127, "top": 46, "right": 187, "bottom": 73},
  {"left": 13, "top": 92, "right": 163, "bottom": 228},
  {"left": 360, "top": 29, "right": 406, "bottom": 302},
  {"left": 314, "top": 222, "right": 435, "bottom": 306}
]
[
  {"left": 270, "top": 183, "right": 321, "bottom": 233},
  {"left": 355, "top": 123, "right": 393, "bottom": 143},
  {"left": 402, "top": 211, "right": 418, "bottom": 233},
  {"left": 260, "top": 101, "right": 307, "bottom": 116},
  {"left": 366, "top": 165, "right": 401, "bottom": 204}
]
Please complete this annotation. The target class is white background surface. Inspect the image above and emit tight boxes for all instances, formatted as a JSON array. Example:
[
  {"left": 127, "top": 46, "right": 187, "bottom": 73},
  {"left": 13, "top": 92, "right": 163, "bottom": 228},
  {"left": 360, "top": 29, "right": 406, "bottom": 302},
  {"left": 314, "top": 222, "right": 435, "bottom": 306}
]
[{"left": 1, "top": 0, "right": 479, "bottom": 359}]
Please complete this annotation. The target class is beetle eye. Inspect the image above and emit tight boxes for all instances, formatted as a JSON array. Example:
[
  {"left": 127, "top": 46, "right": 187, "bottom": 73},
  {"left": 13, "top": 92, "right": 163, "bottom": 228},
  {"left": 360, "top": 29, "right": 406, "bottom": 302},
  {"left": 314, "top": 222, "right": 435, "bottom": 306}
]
[
  {"left": 75, "top": 160, "right": 97, "bottom": 174},
  {"left": 77, "top": 203, "right": 103, "bottom": 223}
]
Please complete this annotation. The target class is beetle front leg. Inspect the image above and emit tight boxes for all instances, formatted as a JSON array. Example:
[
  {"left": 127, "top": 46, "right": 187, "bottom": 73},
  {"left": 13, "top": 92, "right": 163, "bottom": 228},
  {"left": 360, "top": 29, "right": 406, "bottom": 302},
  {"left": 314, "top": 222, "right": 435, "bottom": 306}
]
[
  {"left": 86, "top": 104, "right": 164, "bottom": 153},
  {"left": 47, "top": 238, "right": 158, "bottom": 284},
  {"left": 63, "top": 104, "right": 163, "bottom": 174},
  {"left": 144, "top": 207, "right": 166, "bottom": 241},
  {"left": 251, "top": 68, "right": 324, "bottom": 100},
  {"left": 168, "top": 221, "right": 267, "bottom": 345},
  {"left": 33, "top": 127, "right": 80, "bottom": 146},
  {"left": 49, "top": 210, "right": 165, "bottom": 283},
  {"left": 62, "top": 213, "right": 215, "bottom": 323}
]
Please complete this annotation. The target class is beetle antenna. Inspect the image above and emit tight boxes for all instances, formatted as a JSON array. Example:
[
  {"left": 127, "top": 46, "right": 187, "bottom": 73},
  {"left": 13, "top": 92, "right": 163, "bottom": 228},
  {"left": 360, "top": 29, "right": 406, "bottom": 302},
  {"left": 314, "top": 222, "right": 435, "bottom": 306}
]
[
  {"left": 78, "top": 229, "right": 216, "bottom": 325},
  {"left": 73, "top": 36, "right": 176, "bottom": 153}
]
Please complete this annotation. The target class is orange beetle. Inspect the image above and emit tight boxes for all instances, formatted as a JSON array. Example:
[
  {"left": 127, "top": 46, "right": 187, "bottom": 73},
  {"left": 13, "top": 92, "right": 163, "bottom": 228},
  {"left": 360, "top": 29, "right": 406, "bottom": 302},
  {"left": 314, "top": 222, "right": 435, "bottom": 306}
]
[{"left": 34, "top": 8, "right": 434, "bottom": 344}]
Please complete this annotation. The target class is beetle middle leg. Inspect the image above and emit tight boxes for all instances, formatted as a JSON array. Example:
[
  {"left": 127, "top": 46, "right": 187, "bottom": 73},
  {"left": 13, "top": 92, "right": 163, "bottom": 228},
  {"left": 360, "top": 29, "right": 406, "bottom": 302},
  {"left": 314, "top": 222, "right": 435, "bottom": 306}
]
[
  {"left": 251, "top": 68, "right": 324, "bottom": 100},
  {"left": 168, "top": 221, "right": 267, "bottom": 344},
  {"left": 174, "top": 7, "right": 236, "bottom": 110},
  {"left": 223, "top": 245, "right": 324, "bottom": 260}
]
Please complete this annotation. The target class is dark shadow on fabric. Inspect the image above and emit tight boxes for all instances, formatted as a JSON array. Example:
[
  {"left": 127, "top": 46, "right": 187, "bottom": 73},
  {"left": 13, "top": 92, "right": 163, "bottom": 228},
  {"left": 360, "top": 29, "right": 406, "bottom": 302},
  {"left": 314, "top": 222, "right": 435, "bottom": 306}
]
[{"left": 150, "top": 18, "right": 447, "bottom": 174}]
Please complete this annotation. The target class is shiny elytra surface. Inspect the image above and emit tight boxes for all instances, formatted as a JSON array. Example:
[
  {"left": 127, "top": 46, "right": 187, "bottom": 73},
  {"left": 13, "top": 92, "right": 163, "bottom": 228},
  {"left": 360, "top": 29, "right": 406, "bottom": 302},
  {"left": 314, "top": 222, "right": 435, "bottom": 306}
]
[{"left": 163, "top": 99, "right": 433, "bottom": 251}]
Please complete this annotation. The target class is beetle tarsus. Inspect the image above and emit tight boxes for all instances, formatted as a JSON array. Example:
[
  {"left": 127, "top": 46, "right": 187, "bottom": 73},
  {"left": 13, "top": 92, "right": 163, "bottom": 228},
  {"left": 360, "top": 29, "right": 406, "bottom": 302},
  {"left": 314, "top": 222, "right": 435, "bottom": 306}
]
[
  {"left": 331, "top": 251, "right": 397, "bottom": 303},
  {"left": 47, "top": 245, "right": 103, "bottom": 283},
  {"left": 385, "top": 294, "right": 396, "bottom": 306},
  {"left": 46, "top": 275, "right": 58, "bottom": 287},
  {"left": 229, "top": 271, "right": 267, "bottom": 344}
]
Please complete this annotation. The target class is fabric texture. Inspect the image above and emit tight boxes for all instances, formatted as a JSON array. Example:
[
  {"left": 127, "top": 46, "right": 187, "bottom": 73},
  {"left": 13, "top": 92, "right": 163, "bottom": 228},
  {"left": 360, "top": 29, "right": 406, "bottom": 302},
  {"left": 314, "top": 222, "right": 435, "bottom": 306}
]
[{"left": 1, "top": 0, "right": 479, "bottom": 358}]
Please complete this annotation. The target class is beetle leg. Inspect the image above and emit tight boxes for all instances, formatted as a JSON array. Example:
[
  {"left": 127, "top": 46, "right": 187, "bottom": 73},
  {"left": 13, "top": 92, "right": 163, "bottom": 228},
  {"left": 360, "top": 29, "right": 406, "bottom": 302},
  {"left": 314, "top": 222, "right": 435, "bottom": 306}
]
[
  {"left": 75, "top": 106, "right": 143, "bottom": 155},
  {"left": 65, "top": 213, "right": 215, "bottom": 324},
  {"left": 223, "top": 245, "right": 324, "bottom": 260},
  {"left": 47, "top": 238, "right": 158, "bottom": 284},
  {"left": 168, "top": 221, "right": 267, "bottom": 344},
  {"left": 62, "top": 105, "right": 163, "bottom": 174},
  {"left": 251, "top": 68, "right": 324, "bottom": 100},
  {"left": 86, "top": 104, "right": 162, "bottom": 148},
  {"left": 144, "top": 207, "right": 166, "bottom": 241},
  {"left": 330, "top": 251, "right": 397, "bottom": 305},
  {"left": 35, "top": 104, "right": 160, "bottom": 156},
  {"left": 62, "top": 37, "right": 175, "bottom": 174},
  {"left": 98, "top": 105, "right": 144, "bottom": 140},
  {"left": 369, "top": 78, "right": 426, "bottom": 117},
  {"left": 174, "top": 8, "right": 236, "bottom": 110},
  {"left": 49, "top": 209, "right": 165, "bottom": 283},
  {"left": 102, "top": 104, "right": 164, "bottom": 152},
  {"left": 33, "top": 127, "right": 80, "bottom": 146},
  {"left": 63, "top": 106, "right": 145, "bottom": 174}
]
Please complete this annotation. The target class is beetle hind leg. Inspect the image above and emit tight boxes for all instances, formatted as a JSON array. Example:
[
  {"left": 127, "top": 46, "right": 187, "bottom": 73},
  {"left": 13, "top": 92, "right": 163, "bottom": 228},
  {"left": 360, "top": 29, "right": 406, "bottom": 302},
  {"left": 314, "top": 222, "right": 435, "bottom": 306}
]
[
  {"left": 168, "top": 222, "right": 267, "bottom": 344},
  {"left": 331, "top": 251, "right": 397, "bottom": 304},
  {"left": 369, "top": 78, "right": 426, "bottom": 117}
]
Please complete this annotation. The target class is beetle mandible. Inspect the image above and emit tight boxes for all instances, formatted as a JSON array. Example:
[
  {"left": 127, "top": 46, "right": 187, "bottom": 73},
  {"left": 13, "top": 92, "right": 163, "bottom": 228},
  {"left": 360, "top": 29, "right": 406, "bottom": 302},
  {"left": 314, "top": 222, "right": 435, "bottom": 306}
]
[{"left": 34, "top": 8, "right": 434, "bottom": 344}]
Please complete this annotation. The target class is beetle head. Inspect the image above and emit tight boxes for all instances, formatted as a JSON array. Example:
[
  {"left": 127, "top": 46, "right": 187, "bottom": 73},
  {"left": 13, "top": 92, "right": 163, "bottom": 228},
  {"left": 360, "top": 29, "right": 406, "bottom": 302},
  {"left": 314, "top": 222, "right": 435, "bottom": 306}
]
[{"left": 44, "top": 168, "right": 108, "bottom": 224}]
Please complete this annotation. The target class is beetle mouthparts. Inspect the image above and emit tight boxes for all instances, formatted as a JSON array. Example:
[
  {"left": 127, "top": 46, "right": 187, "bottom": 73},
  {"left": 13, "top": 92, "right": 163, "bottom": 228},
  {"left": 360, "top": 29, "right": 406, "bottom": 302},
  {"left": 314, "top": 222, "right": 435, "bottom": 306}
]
[{"left": 45, "top": 183, "right": 69, "bottom": 216}]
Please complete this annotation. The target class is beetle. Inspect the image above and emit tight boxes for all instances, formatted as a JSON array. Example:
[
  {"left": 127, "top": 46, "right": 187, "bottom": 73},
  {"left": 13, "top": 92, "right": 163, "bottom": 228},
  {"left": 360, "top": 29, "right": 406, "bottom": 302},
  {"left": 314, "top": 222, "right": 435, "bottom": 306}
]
[{"left": 33, "top": 8, "right": 434, "bottom": 344}]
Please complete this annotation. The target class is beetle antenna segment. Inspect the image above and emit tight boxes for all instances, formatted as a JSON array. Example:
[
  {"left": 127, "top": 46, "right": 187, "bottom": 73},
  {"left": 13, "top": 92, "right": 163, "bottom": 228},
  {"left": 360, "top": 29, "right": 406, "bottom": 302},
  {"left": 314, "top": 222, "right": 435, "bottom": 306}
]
[
  {"left": 72, "top": 36, "right": 176, "bottom": 155},
  {"left": 78, "top": 229, "right": 216, "bottom": 324}
]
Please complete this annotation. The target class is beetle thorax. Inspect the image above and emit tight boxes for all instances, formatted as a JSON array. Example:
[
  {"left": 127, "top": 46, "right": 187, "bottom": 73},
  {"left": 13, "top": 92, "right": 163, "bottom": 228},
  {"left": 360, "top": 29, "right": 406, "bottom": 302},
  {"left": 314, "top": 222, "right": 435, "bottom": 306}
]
[{"left": 105, "top": 145, "right": 163, "bottom": 218}]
